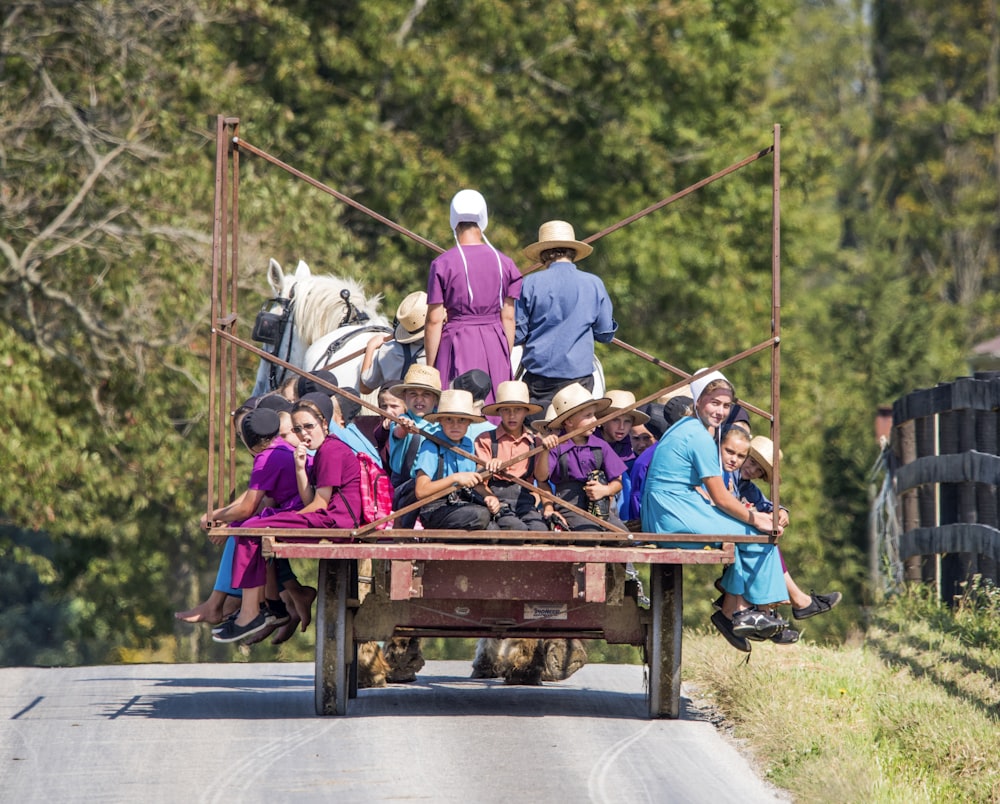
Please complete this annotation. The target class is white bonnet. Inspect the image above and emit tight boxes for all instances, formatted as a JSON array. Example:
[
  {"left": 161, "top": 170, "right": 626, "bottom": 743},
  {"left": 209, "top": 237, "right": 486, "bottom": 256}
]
[{"left": 449, "top": 189, "right": 488, "bottom": 232}]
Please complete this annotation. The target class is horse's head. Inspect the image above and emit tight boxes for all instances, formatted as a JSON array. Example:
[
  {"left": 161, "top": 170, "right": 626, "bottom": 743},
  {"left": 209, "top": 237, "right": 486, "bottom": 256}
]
[
  {"left": 251, "top": 258, "right": 390, "bottom": 397},
  {"left": 251, "top": 259, "right": 312, "bottom": 396}
]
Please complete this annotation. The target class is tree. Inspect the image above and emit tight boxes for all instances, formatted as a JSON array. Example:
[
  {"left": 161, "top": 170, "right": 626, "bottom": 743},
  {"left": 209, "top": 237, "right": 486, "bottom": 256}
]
[{"left": 0, "top": 0, "right": 221, "bottom": 660}]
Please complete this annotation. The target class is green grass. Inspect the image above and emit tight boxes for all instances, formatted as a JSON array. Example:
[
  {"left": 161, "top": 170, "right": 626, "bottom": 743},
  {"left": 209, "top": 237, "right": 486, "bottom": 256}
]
[{"left": 683, "top": 581, "right": 1000, "bottom": 803}]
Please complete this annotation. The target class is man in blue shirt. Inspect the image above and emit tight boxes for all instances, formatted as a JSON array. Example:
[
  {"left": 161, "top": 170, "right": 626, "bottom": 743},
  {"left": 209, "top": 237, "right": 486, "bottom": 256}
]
[{"left": 515, "top": 220, "right": 618, "bottom": 415}]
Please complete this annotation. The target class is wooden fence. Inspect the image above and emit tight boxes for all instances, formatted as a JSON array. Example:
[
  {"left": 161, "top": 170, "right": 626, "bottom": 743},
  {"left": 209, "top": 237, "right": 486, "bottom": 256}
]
[{"left": 890, "top": 372, "right": 1000, "bottom": 599}]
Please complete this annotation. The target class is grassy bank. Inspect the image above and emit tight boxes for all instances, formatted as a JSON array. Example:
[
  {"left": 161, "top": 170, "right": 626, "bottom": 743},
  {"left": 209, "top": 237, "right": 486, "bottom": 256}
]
[{"left": 683, "top": 585, "right": 1000, "bottom": 802}]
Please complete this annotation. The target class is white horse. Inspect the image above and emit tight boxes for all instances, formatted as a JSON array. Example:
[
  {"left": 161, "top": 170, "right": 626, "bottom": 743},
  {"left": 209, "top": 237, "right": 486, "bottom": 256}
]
[{"left": 251, "top": 259, "right": 393, "bottom": 398}]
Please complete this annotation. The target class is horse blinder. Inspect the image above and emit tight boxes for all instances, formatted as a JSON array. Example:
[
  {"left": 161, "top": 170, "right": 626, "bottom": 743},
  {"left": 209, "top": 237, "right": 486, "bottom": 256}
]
[{"left": 252, "top": 298, "right": 292, "bottom": 345}]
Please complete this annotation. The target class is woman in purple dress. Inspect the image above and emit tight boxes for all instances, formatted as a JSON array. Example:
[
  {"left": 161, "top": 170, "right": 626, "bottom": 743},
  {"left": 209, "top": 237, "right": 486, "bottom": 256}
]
[
  {"left": 217, "top": 393, "right": 362, "bottom": 643},
  {"left": 424, "top": 189, "right": 522, "bottom": 406}
]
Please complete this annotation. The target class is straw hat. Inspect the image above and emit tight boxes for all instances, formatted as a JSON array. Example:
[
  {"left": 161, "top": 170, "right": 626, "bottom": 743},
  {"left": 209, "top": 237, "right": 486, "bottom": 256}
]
[
  {"left": 394, "top": 291, "right": 428, "bottom": 344},
  {"left": 449, "top": 189, "right": 488, "bottom": 231},
  {"left": 658, "top": 384, "right": 693, "bottom": 403},
  {"left": 389, "top": 364, "right": 442, "bottom": 397},
  {"left": 482, "top": 380, "right": 543, "bottom": 417},
  {"left": 748, "top": 436, "right": 783, "bottom": 484},
  {"left": 602, "top": 389, "right": 649, "bottom": 425},
  {"left": 689, "top": 369, "right": 732, "bottom": 405},
  {"left": 532, "top": 403, "right": 557, "bottom": 434},
  {"left": 523, "top": 220, "right": 593, "bottom": 262},
  {"left": 425, "top": 389, "right": 486, "bottom": 423},
  {"left": 548, "top": 383, "right": 611, "bottom": 430}
]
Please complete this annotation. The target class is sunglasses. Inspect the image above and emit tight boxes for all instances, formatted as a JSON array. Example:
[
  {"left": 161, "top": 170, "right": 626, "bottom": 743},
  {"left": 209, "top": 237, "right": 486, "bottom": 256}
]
[{"left": 291, "top": 422, "right": 320, "bottom": 435}]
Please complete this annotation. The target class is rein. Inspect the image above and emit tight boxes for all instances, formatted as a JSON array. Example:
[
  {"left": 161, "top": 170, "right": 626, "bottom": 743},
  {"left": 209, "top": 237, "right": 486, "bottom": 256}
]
[{"left": 311, "top": 324, "right": 393, "bottom": 371}]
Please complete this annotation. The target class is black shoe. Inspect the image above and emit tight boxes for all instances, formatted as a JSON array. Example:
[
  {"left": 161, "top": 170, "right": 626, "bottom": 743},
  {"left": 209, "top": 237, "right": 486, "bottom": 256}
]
[
  {"left": 711, "top": 594, "right": 724, "bottom": 611},
  {"left": 212, "top": 611, "right": 269, "bottom": 643},
  {"left": 732, "top": 607, "right": 786, "bottom": 640},
  {"left": 711, "top": 610, "right": 751, "bottom": 653},
  {"left": 792, "top": 591, "right": 842, "bottom": 620},
  {"left": 211, "top": 611, "right": 237, "bottom": 634}
]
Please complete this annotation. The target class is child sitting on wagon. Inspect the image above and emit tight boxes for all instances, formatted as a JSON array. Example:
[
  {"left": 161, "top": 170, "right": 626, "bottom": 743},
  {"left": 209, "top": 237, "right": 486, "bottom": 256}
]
[
  {"left": 475, "top": 381, "right": 559, "bottom": 531},
  {"left": 178, "top": 402, "right": 305, "bottom": 630},
  {"left": 597, "top": 389, "right": 650, "bottom": 518},
  {"left": 387, "top": 364, "right": 443, "bottom": 526},
  {"left": 413, "top": 389, "right": 496, "bottom": 530},
  {"left": 535, "top": 383, "right": 627, "bottom": 531},
  {"left": 218, "top": 393, "right": 362, "bottom": 643},
  {"left": 598, "top": 390, "right": 647, "bottom": 463},
  {"left": 723, "top": 431, "right": 842, "bottom": 628}
]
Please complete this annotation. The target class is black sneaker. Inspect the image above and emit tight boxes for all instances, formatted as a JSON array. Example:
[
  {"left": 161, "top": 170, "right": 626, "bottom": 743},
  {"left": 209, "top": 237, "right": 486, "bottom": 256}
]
[
  {"left": 792, "top": 591, "right": 842, "bottom": 620},
  {"left": 211, "top": 611, "right": 238, "bottom": 635},
  {"left": 732, "top": 607, "right": 786, "bottom": 640},
  {"left": 711, "top": 594, "right": 724, "bottom": 611},
  {"left": 212, "top": 611, "right": 269, "bottom": 643},
  {"left": 711, "top": 610, "right": 751, "bottom": 653}
]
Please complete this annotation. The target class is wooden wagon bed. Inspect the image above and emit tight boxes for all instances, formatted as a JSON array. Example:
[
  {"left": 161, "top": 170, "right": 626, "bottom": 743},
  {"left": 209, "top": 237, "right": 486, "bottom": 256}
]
[{"left": 212, "top": 527, "right": 767, "bottom": 717}]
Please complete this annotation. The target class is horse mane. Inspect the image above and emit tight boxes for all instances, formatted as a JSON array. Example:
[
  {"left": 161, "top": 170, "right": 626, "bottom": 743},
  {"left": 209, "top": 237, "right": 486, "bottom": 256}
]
[{"left": 292, "top": 274, "right": 387, "bottom": 344}]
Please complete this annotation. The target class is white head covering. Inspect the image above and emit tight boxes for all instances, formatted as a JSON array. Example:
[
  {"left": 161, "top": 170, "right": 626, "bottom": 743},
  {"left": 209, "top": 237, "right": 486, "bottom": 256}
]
[
  {"left": 448, "top": 189, "right": 503, "bottom": 307},
  {"left": 449, "top": 189, "right": 489, "bottom": 232},
  {"left": 689, "top": 369, "right": 731, "bottom": 405}
]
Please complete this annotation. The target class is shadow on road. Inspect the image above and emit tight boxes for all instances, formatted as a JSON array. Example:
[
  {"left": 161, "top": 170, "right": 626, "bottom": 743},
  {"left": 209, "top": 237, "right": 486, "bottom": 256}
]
[{"left": 87, "top": 669, "right": 715, "bottom": 723}]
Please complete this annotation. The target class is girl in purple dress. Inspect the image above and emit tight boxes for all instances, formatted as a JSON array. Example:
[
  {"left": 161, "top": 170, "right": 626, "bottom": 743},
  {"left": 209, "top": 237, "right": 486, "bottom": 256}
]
[
  {"left": 424, "top": 189, "right": 522, "bottom": 406},
  {"left": 217, "top": 394, "right": 362, "bottom": 643}
]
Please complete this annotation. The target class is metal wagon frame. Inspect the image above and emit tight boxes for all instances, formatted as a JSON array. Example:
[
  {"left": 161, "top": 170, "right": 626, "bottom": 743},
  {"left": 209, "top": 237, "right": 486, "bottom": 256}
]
[{"left": 205, "top": 115, "right": 783, "bottom": 717}]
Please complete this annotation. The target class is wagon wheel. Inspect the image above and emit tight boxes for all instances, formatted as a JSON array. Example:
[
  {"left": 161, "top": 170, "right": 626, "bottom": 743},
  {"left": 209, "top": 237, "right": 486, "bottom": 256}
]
[
  {"left": 314, "top": 558, "right": 354, "bottom": 715},
  {"left": 646, "top": 563, "right": 683, "bottom": 718}
]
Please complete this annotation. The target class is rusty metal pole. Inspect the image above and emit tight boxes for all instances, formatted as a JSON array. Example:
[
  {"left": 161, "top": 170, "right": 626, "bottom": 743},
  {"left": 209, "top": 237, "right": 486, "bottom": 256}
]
[
  {"left": 207, "top": 115, "right": 225, "bottom": 519},
  {"left": 227, "top": 120, "right": 241, "bottom": 499},
  {"left": 770, "top": 124, "right": 781, "bottom": 516}
]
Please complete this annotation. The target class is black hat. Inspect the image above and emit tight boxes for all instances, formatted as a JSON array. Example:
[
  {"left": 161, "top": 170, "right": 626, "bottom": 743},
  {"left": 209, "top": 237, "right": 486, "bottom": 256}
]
[
  {"left": 233, "top": 395, "right": 262, "bottom": 419},
  {"left": 638, "top": 402, "right": 669, "bottom": 441},
  {"left": 728, "top": 404, "right": 750, "bottom": 427},
  {"left": 297, "top": 392, "right": 334, "bottom": 427},
  {"left": 296, "top": 370, "right": 339, "bottom": 399},
  {"left": 662, "top": 396, "right": 694, "bottom": 429},
  {"left": 257, "top": 394, "right": 294, "bottom": 413},
  {"left": 451, "top": 369, "right": 492, "bottom": 403},
  {"left": 240, "top": 408, "right": 280, "bottom": 449},
  {"left": 337, "top": 389, "right": 362, "bottom": 424}
]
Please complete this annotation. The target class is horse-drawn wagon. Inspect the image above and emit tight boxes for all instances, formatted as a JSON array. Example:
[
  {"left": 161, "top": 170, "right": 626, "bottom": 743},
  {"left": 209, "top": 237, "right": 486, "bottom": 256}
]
[{"left": 205, "top": 115, "right": 783, "bottom": 718}]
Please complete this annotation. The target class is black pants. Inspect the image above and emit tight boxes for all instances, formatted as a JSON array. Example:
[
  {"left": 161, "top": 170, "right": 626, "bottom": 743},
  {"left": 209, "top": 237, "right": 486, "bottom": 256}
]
[
  {"left": 420, "top": 497, "right": 497, "bottom": 531},
  {"left": 489, "top": 480, "right": 548, "bottom": 531},
  {"left": 553, "top": 480, "right": 624, "bottom": 532},
  {"left": 391, "top": 478, "right": 420, "bottom": 529},
  {"left": 522, "top": 371, "right": 595, "bottom": 421}
]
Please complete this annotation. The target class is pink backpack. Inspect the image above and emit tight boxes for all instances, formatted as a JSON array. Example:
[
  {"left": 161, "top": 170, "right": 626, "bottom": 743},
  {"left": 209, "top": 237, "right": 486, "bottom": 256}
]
[{"left": 357, "top": 452, "right": 394, "bottom": 530}]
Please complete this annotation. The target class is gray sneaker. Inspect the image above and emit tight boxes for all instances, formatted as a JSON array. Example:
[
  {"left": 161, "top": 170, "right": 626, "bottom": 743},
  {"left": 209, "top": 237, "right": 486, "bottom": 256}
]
[{"left": 732, "top": 607, "right": 786, "bottom": 640}]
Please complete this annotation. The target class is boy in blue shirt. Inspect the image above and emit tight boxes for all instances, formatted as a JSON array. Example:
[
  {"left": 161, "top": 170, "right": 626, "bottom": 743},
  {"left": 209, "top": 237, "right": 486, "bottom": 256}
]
[{"left": 414, "top": 389, "right": 495, "bottom": 530}]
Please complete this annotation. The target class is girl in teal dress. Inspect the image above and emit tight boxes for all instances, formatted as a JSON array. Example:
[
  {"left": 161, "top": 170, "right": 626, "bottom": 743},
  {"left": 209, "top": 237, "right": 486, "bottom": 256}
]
[{"left": 641, "top": 371, "right": 788, "bottom": 649}]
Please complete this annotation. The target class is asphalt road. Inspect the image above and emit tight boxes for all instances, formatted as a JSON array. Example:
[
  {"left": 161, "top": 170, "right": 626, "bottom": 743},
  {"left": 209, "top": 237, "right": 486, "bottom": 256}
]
[{"left": 2, "top": 661, "right": 787, "bottom": 803}]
